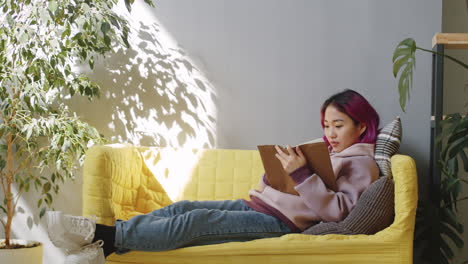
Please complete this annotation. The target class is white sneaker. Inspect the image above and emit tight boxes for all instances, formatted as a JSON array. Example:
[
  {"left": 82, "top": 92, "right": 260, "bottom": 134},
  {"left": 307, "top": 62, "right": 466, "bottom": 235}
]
[
  {"left": 47, "top": 211, "right": 96, "bottom": 251},
  {"left": 65, "top": 240, "right": 106, "bottom": 264}
]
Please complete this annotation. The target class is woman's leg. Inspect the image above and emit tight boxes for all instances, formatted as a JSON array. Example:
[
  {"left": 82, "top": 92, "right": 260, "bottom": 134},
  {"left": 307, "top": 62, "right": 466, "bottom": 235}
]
[
  {"left": 148, "top": 199, "right": 249, "bottom": 218},
  {"left": 96, "top": 200, "right": 250, "bottom": 256},
  {"left": 114, "top": 200, "right": 290, "bottom": 253}
]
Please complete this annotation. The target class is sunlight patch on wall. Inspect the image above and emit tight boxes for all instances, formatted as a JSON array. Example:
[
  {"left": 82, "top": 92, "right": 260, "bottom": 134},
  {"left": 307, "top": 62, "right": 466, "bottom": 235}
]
[
  {"left": 99, "top": 1, "right": 218, "bottom": 149},
  {"left": 140, "top": 147, "right": 205, "bottom": 201}
]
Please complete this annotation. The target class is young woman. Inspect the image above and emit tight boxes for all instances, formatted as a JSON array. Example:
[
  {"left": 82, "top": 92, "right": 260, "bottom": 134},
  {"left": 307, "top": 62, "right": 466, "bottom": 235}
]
[{"left": 47, "top": 89, "right": 380, "bottom": 264}]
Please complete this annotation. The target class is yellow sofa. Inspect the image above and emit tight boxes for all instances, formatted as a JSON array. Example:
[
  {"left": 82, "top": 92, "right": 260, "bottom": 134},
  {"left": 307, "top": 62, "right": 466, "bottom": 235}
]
[{"left": 82, "top": 144, "right": 418, "bottom": 264}]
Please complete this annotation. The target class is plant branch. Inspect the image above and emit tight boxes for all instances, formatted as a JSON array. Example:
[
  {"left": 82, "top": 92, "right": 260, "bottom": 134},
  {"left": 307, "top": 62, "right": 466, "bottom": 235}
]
[
  {"left": 444, "top": 196, "right": 468, "bottom": 208},
  {"left": 12, "top": 190, "right": 23, "bottom": 216},
  {"left": 417, "top": 47, "right": 468, "bottom": 69},
  {"left": 0, "top": 171, "right": 6, "bottom": 200}
]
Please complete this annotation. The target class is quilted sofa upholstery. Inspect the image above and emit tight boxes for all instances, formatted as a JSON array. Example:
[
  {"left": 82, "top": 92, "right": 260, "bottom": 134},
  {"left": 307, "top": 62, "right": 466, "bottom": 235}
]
[{"left": 82, "top": 144, "right": 418, "bottom": 264}]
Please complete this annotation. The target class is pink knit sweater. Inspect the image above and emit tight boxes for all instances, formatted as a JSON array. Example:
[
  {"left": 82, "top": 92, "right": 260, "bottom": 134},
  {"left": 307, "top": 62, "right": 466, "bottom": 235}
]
[{"left": 246, "top": 143, "right": 379, "bottom": 231}]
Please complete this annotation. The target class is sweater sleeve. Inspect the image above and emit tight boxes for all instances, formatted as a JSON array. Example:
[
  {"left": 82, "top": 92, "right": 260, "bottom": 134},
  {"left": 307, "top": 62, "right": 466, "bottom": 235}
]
[
  {"left": 294, "top": 157, "right": 378, "bottom": 222},
  {"left": 289, "top": 165, "right": 312, "bottom": 184},
  {"left": 256, "top": 173, "right": 268, "bottom": 192}
]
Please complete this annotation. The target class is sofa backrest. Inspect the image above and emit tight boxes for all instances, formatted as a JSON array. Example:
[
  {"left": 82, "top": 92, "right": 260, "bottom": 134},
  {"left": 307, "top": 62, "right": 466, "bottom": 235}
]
[
  {"left": 136, "top": 146, "right": 264, "bottom": 201},
  {"left": 82, "top": 145, "right": 264, "bottom": 224}
]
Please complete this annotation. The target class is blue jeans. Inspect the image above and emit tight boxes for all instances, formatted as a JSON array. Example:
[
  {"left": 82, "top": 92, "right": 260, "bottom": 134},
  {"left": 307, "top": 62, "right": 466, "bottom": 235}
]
[{"left": 114, "top": 199, "right": 291, "bottom": 253}]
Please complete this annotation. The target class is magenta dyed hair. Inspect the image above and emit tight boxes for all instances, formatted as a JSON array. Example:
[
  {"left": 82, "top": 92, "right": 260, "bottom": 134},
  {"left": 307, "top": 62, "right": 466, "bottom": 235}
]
[{"left": 320, "top": 89, "right": 380, "bottom": 144}]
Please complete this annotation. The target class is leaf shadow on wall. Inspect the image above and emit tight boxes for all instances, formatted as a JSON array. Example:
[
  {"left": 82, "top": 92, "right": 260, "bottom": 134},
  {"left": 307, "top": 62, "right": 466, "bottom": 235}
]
[{"left": 70, "top": 21, "right": 218, "bottom": 148}]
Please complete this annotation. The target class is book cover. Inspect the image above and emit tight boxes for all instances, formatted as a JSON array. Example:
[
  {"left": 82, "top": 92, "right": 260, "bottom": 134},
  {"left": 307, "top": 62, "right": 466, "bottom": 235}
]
[{"left": 257, "top": 141, "right": 336, "bottom": 195}]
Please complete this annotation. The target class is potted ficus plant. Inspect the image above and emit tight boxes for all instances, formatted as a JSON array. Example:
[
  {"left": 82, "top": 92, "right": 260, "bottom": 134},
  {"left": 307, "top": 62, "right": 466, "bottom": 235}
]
[
  {"left": 0, "top": 0, "right": 154, "bottom": 262},
  {"left": 392, "top": 37, "right": 468, "bottom": 264}
]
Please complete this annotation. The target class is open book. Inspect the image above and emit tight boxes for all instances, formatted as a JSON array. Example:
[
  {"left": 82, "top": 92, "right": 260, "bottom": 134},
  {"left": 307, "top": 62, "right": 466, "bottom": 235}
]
[{"left": 257, "top": 140, "right": 336, "bottom": 195}]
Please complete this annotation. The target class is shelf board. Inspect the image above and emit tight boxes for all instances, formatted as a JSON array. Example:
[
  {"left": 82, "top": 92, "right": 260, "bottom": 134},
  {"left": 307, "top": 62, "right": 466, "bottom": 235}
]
[{"left": 432, "top": 33, "right": 468, "bottom": 49}]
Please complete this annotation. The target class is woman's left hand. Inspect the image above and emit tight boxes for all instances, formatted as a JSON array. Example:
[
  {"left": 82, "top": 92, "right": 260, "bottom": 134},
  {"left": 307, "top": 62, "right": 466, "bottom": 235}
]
[{"left": 275, "top": 145, "right": 307, "bottom": 175}]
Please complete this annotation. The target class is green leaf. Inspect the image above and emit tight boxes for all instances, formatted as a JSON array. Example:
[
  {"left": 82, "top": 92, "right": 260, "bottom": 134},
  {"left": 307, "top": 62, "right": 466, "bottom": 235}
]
[
  {"left": 393, "top": 54, "right": 411, "bottom": 77},
  {"left": 144, "top": 0, "right": 155, "bottom": 7},
  {"left": 398, "top": 69, "right": 408, "bottom": 110},
  {"left": 392, "top": 38, "right": 416, "bottom": 62},
  {"left": 19, "top": 32, "right": 29, "bottom": 43},
  {"left": 101, "top": 22, "right": 110, "bottom": 34},
  {"left": 441, "top": 222, "right": 464, "bottom": 249},
  {"left": 24, "top": 181, "right": 30, "bottom": 192},
  {"left": 45, "top": 193, "right": 53, "bottom": 206},
  {"left": 80, "top": 49, "right": 88, "bottom": 60},
  {"left": 122, "top": 27, "right": 130, "bottom": 48},
  {"left": 109, "top": 16, "right": 120, "bottom": 28},
  {"left": 0, "top": 144, "right": 8, "bottom": 152},
  {"left": 398, "top": 38, "right": 417, "bottom": 52},
  {"left": 85, "top": 86, "right": 92, "bottom": 96},
  {"left": 448, "top": 137, "right": 468, "bottom": 160},
  {"left": 396, "top": 61, "right": 414, "bottom": 111},
  {"left": 34, "top": 179, "right": 41, "bottom": 190},
  {"left": 0, "top": 205, "right": 6, "bottom": 214},
  {"left": 447, "top": 127, "right": 467, "bottom": 146},
  {"left": 26, "top": 126, "right": 33, "bottom": 140},
  {"left": 392, "top": 38, "right": 416, "bottom": 112},
  {"left": 442, "top": 177, "right": 459, "bottom": 194},
  {"left": 104, "top": 35, "right": 111, "bottom": 47},
  {"left": 42, "top": 182, "right": 51, "bottom": 194},
  {"left": 441, "top": 207, "right": 463, "bottom": 233},
  {"left": 440, "top": 251, "right": 449, "bottom": 264},
  {"left": 392, "top": 47, "right": 411, "bottom": 62},
  {"left": 61, "top": 24, "right": 71, "bottom": 39},
  {"left": 48, "top": 1, "right": 58, "bottom": 13},
  {"left": 89, "top": 56, "right": 94, "bottom": 70},
  {"left": 50, "top": 57, "right": 56, "bottom": 68},
  {"left": 446, "top": 158, "right": 459, "bottom": 180},
  {"left": 37, "top": 198, "right": 43, "bottom": 208},
  {"left": 39, "top": 207, "right": 46, "bottom": 218},
  {"left": 460, "top": 150, "right": 468, "bottom": 172},
  {"left": 440, "top": 234, "right": 454, "bottom": 259},
  {"left": 73, "top": 32, "right": 83, "bottom": 41},
  {"left": 124, "top": 0, "right": 135, "bottom": 12}
]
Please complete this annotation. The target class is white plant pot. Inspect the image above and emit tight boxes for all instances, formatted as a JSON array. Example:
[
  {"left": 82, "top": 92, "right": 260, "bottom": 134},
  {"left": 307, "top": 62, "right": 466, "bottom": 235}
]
[{"left": 0, "top": 239, "right": 43, "bottom": 264}]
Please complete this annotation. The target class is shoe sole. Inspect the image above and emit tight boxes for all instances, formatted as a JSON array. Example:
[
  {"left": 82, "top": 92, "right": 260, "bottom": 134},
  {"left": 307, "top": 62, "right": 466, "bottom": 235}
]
[{"left": 46, "top": 211, "right": 82, "bottom": 251}]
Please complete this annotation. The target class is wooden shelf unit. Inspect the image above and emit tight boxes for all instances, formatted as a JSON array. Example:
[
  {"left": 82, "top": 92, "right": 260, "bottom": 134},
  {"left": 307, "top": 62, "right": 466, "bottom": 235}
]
[
  {"left": 432, "top": 33, "right": 468, "bottom": 49},
  {"left": 429, "top": 33, "right": 468, "bottom": 263}
]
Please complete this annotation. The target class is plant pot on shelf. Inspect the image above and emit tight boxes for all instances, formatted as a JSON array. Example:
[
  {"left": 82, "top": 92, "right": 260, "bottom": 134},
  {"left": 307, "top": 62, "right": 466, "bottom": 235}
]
[{"left": 0, "top": 239, "right": 43, "bottom": 264}]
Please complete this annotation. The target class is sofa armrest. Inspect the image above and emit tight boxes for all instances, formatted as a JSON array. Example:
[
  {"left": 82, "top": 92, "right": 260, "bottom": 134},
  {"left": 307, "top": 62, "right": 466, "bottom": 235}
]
[{"left": 82, "top": 144, "right": 172, "bottom": 225}]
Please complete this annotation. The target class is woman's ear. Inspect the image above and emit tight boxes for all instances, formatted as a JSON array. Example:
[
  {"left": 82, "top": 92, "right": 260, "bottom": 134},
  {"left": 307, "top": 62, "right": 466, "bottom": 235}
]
[{"left": 359, "top": 123, "right": 367, "bottom": 136}]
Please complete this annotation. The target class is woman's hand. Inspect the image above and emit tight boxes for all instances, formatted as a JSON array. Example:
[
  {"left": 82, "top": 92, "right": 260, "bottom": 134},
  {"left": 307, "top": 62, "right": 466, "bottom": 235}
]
[{"left": 275, "top": 145, "right": 307, "bottom": 175}]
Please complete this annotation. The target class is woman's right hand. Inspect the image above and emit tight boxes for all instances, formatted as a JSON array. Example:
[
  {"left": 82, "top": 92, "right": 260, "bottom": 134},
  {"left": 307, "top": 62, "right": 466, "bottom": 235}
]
[{"left": 275, "top": 145, "right": 306, "bottom": 175}]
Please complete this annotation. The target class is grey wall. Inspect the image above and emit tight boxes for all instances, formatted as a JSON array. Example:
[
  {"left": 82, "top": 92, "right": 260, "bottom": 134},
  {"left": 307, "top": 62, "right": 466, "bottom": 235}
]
[
  {"left": 442, "top": 0, "right": 468, "bottom": 262},
  {"left": 3, "top": 1, "right": 442, "bottom": 263},
  {"left": 71, "top": 0, "right": 440, "bottom": 192},
  {"left": 142, "top": 0, "right": 440, "bottom": 196}
]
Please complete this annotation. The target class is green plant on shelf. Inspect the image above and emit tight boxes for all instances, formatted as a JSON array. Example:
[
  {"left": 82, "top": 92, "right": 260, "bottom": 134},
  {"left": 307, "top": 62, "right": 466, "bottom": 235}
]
[{"left": 393, "top": 37, "right": 468, "bottom": 264}]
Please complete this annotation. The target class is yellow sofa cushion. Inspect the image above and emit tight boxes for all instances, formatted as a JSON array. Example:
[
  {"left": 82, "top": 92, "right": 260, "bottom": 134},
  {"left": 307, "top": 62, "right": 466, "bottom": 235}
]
[{"left": 82, "top": 145, "right": 417, "bottom": 264}]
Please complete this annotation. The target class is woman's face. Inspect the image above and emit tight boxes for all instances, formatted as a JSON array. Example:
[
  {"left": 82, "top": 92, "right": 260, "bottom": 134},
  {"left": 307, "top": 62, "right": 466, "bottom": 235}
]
[{"left": 323, "top": 105, "right": 366, "bottom": 153}]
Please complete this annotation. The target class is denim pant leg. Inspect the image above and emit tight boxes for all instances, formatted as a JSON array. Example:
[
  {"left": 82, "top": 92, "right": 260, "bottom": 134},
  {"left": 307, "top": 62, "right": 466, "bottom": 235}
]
[
  {"left": 148, "top": 200, "right": 251, "bottom": 218},
  {"left": 114, "top": 200, "right": 291, "bottom": 253}
]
